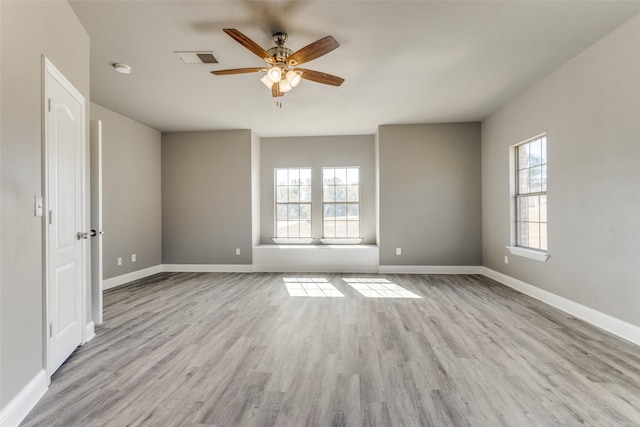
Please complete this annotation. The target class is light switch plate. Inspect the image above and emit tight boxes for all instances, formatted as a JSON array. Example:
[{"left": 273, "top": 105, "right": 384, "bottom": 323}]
[{"left": 34, "top": 196, "right": 43, "bottom": 217}]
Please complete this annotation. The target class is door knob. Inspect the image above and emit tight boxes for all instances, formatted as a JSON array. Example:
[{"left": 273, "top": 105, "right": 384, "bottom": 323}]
[{"left": 76, "top": 232, "right": 90, "bottom": 240}]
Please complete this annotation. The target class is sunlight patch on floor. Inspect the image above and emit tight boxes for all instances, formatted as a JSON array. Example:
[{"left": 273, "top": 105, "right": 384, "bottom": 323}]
[
  {"left": 283, "top": 277, "right": 345, "bottom": 297},
  {"left": 342, "top": 278, "right": 421, "bottom": 299}
]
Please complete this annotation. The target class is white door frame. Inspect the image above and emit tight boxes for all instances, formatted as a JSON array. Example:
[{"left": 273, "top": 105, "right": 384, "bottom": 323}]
[{"left": 42, "top": 56, "right": 90, "bottom": 378}]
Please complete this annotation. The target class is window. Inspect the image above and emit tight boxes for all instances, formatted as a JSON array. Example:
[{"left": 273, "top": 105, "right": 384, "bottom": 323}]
[
  {"left": 275, "top": 168, "right": 311, "bottom": 238},
  {"left": 515, "top": 134, "right": 547, "bottom": 252},
  {"left": 322, "top": 167, "right": 360, "bottom": 238}
]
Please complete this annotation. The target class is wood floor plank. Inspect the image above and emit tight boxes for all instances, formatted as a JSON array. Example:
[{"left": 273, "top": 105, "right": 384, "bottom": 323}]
[{"left": 21, "top": 272, "right": 640, "bottom": 426}]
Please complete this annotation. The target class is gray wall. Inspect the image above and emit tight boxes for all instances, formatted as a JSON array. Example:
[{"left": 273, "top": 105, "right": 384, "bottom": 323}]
[
  {"left": 91, "top": 103, "right": 162, "bottom": 279},
  {"left": 162, "top": 130, "right": 254, "bottom": 264},
  {"left": 378, "top": 123, "right": 482, "bottom": 266},
  {"left": 0, "top": 0, "right": 90, "bottom": 409},
  {"left": 260, "top": 135, "right": 376, "bottom": 244},
  {"left": 482, "top": 14, "right": 640, "bottom": 327}
]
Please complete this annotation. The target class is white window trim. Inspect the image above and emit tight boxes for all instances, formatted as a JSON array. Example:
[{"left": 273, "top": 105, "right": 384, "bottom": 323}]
[
  {"left": 319, "top": 238, "right": 363, "bottom": 245},
  {"left": 506, "top": 245, "right": 550, "bottom": 262},
  {"left": 322, "top": 166, "right": 361, "bottom": 240},
  {"left": 509, "top": 132, "right": 550, "bottom": 261},
  {"left": 272, "top": 237, "right": 314, "bottom": 244}
]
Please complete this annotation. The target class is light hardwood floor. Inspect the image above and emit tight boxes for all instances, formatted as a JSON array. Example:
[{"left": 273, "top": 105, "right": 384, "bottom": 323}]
[{"left": 22, "top": 272, "right": 640, "bottom": 426}]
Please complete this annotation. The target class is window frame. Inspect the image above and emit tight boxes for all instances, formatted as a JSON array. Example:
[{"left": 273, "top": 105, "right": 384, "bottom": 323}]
[
  {"left": 273, "top": 167, "right": 313, "bottom": 242},
  {"left": 507, "top": 133, "right": 549, "bottom": 261},
  {"left": 321, "top": 166, "right": 361, "bottom": 241}
]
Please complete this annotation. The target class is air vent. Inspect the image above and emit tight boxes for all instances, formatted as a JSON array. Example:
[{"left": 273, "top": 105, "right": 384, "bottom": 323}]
[{"left": 174, "top": 51, "right": 218, "bottom": 64}]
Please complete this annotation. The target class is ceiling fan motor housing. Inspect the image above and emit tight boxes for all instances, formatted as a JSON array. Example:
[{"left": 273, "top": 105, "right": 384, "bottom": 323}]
[{"left": 267, "top": 46, "right": 293, "bottom": 64}]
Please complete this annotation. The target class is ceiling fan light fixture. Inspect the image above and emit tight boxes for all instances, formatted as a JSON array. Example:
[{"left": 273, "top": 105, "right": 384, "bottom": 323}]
[
  {"left": 279, "top": 79, "right": 292, "bottom": 93},
  {"left": 260, "top": 74, "right": 274, "bottom": 89},
  {"left": 267, "top": 66, "right": 282, "bottom": 82},
  {"left": 286, "top": 70, "right": 302, "bottom": 87}
]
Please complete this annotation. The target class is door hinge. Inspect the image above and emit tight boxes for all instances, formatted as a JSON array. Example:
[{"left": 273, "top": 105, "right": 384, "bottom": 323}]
[
  {"left": 49, "top": 323, "right": 53, "bottom": 338},
  {"left": 48, "top": 98, "right": 51, "bottom": 112},
  {"left": 48, "top": 210, "right": 53, "bottom": 225}
]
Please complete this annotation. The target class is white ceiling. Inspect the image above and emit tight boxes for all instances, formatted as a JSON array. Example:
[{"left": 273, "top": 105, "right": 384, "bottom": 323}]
[{"left": 70, "top": 1, "right": 640, "bottom": 137}]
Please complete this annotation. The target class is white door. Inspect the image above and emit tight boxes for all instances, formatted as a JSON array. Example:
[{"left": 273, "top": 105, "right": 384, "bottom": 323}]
[
  {"left": 46, "top": 59, "right": 86, "bottom": 374},
  {"left": 90, "top": 120, "right": 104, "bottom": 325}
]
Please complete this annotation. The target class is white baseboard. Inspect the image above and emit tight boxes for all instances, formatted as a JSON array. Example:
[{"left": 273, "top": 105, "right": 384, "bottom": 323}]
[
  {"left": 254, "top": 264, "right": 378, "bottom": 273},
  {"left": 481, "top": 267, "right": 640, "bottom": 347},
  {"left": 103, "top": 264, "right": 164, "bottom": 290},
  {"left": 0, "top": 369, "right": 48, "bottom": 427},
  {"left": 84, "top": 321, "right": 95, "bottom": 343},
  {"left": 163, "top": 264, "right": 254, "bottom": 273},
  {"left": 379, "top": 265, "right": 483, "bottom": 274}
]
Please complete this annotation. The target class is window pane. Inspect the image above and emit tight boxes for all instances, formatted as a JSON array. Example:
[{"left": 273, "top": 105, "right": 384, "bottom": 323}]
[
  {"left": 299, "top": 168, "right": 311, "bottom": 185},
  {"left": 528, "top": 222, "right": 540, "bottom": 250},
  {"left": 288, "top": 204, "right": 300, "bottom": 220},
  {"left": 540, "top": 196, "right": 547, "bottom": 223},
  {"left": 323, "top": 204, "right": 335, "bottom": 219},
  {"left": 529, "top": 166, "right": 542, "bottom": 193},
  {"left": 528, "top": 196, "right": 540, "bottom": 222},
  {"left": 518, "top": 198, "right": 528, "bottom": 222},
  {"left": 276, "top": 169, "right": 288, "bottom": 185},
  {"left": 347, "top": 184, "right": 359, "bottom": 202},
  {"left": 347, "top": 204, "right": 359, "bottom": 219},
  {"left": 276, "top": 221, "right": 288, "bottom": 237},
  {"left": 288, "top": 186, "right": 299, "bottom": 202},
  {"left": 277, "top": 186, "right": 288, "bottom": 202},
  {"left": 347, "top": 221, "right": 360, "bottom": 238},
  {"left": 276, "top": 204, "right": 287, "bottom": 221},
  {"left": 324, "top": 220, "right": 335, "bottom": 237},
  {"left": 519, "top": 170, "right": 530, "bottom": 193},
  {"left": 335, "top": 186, "right": 347, "bottom": 202},
  {"left": 541, "top": 138, "right": 547, "bottom": 164},
  {"left": 288, "top": 169, "right": 299, "bottom": 185},
  {"left": 335, "top": 220, "right": 347, "bottom": 237},
  {"left": 529, "top": 139, "right": 542, "bottom": 166},
  {"left": 518, "top": 221, "right": 528, "bottom": 247},
  {"left": 541, "top": 165, "right": 547, "bottom": 192},
  {"left": 335, "top": 168, "right": 347, "bottom": 185},
  {"left": 288, "top": 222, "right": 300, "bottom": 238},
  {"left": 519, "top": 144, "right": 529, "bottom": 169},
  {"left": 300, "top": 219, "right": 311, "bottom": 237},
  {"left": 300, "top": 185, "right": 311, "bottom": 202},
  {"left": 323, "top": 168, "right": 334, "bottom": 185},
  {"left": 300, "top": 204, "right": 311, "bottom": 220},
  {"left": 347, "top": 168, "right": 359, "bottom": 185},
  {"left": 323, "top": 186, "right": 335, "bottom": 202},
  {"left": 335, "top": 204, "right": 347, "bottom": 219}
]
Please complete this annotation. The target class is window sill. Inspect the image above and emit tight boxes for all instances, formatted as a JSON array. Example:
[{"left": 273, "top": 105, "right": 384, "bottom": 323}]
[
  {"left": 319, "top": 238, "right": 363, "bottom": 245},
  {"left": 506, "top": 246, "right": 550, "bottom": 262},
  {"left": 272, "top": 238, "right": 314, "bottom": 245}
]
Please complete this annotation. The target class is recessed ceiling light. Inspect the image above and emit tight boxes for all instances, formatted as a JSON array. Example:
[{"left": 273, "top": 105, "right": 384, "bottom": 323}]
[{"left": 113, "top": 63, "right": 131, "bottom": 74}]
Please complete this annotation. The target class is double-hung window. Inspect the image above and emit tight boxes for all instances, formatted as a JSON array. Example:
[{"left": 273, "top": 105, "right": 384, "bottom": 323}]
[
  {"left": 322, "top": 167, "right": 360, "bottom": 238},
  {"left": 515, "top": 134, "right": 547, "bottom": 253},
  {"left": 275, "top": 168, "right": 311, "bottom": 238}
]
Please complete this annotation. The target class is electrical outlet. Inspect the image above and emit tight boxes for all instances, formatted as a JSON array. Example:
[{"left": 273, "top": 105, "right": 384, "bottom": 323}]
[
  {"left": 235, "top": 248, "right": 241, "bottom": 256},
  {"left": 117, "top": 257, "right": 122, "bottom": 266},
  {"left": 504, "top": 255, "right": 509, "bottom": 264},
  {"left": 132, "top": 254, "right": 136, "bottom": 262},
  {"left": 396, "top": 248, "right": 402, "bottom": 256}
]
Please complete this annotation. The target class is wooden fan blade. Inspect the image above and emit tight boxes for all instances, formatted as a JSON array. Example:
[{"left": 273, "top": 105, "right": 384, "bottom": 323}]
[
  {"left": 296, "top": 68, "right": 344, "bottom": 86},
  {"left": 223, "top": 28, "right": 273, "bottom": 63},
  {"left": 287, "top": 36, "right": 339, "bottom": 66},
  {"left": 272, "top": 82, "right": 284, "bottom": 97},
  {"left": 211, "top": 67, "right": 265, "bottom": 75}
]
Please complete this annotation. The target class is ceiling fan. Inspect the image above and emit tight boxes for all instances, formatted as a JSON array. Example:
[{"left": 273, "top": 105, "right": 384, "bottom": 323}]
[{"left": 212, "top": 28, "right": 345, "bottom": 98}]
